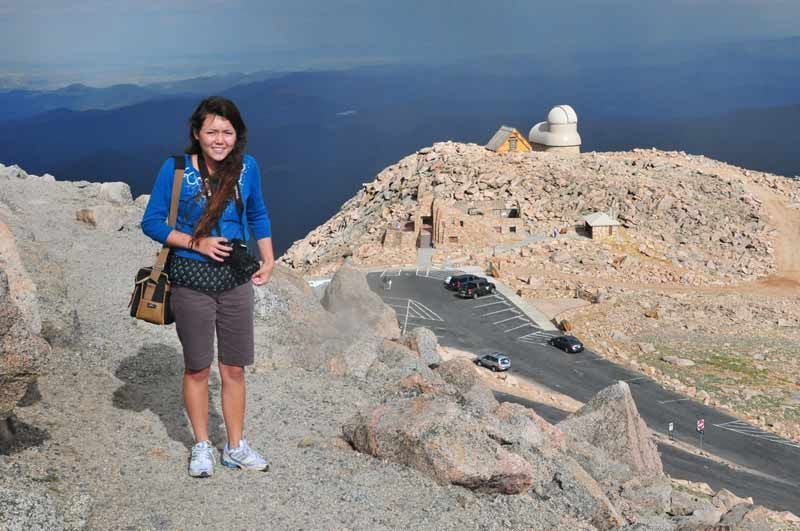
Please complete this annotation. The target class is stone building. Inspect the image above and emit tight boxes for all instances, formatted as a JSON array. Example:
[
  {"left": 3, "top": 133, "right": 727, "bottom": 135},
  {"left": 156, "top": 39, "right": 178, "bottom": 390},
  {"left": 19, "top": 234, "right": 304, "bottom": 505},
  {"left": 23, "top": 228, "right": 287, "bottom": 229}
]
[
  {"left": 382, "top": 193, "right": 526, "bottom": 252},
  {"left": 529, "top": 105, "right": 581, "bottom": 155},
  {"left": 582, "top": 212, "right": 621, "bottom": 239},
  {"left": 431, "top": 198, "right": 525, "bottom": 249},
  {"left": 485, "top": 126, "right": 532, "bottom": 154},
  {"left": 382, "top": 220, "right": 417, "bottom": 251}
]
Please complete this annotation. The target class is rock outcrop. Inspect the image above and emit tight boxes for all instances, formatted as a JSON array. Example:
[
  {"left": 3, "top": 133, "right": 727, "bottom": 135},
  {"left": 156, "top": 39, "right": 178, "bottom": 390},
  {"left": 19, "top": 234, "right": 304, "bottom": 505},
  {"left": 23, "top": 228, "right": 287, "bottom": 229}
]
[
  {"left": 320, "top": 261, "right": 400, "bottom": 340},
  {"left": 280, "top": 143, "right": 781, "bottom": 287},
  {"left": 558, "top": 381, "right": 663, "bottom": 477},
  {"left": 343, "top": 395, "right": 536, "bottom": 494},
  {"left": 400, "top": 326, "right": 442, "bottom": 366},
  {"left": 0, "top": 269, "right": 50, "bottom": 445}
]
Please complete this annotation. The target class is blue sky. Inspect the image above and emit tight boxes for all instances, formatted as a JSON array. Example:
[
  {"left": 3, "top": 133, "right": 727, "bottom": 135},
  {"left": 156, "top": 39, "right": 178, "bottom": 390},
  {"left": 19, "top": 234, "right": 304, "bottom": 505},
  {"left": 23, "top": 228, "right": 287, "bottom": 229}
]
[{"left": 3, "top": 0, "right": 799, "bottom": 88}]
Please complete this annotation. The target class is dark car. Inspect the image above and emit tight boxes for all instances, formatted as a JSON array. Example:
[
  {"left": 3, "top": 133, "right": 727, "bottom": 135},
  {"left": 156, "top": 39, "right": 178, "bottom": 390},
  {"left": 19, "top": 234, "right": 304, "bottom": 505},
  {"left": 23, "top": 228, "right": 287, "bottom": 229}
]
[
  {"left": 457, "top": 279, "right": 496, "bottom": 299},
  {"left": 548, "top": 335, "right": 585, "bottom": 353},
  {"left": 474, "top": 352, "right": 511, "bottom": 371},
  {"left": 445, "top": 274, "right": 483, "bottom": 291}
]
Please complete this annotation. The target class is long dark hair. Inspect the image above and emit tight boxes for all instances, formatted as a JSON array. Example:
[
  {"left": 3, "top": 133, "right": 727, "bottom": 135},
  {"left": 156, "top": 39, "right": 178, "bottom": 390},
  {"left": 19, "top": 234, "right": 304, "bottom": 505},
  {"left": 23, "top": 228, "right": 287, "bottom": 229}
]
[{"left": 187, "top": 96, "right": 248, "bottom": 240}]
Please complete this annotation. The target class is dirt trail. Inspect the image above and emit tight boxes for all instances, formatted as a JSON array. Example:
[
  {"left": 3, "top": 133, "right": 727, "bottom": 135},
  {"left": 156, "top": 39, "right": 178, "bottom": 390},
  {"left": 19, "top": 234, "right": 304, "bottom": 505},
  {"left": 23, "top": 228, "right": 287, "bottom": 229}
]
[{"left": 721, "top": 166, "right": 800, "bottom": 294}]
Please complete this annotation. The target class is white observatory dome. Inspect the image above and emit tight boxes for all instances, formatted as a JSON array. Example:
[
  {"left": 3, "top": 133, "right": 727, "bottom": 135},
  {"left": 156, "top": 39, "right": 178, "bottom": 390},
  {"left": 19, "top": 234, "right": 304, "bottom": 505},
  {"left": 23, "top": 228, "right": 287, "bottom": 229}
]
[
  {"left": 529, "top": 105, "right": 581, "bottom": 150},
  {"left": 547, "top": 105, "right": 578, "bottom": 125}
]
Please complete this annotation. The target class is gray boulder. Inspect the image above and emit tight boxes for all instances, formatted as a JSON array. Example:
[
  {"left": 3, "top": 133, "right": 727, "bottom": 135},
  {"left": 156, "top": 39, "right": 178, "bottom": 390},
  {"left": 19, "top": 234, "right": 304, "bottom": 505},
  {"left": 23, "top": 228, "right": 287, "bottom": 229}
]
[
  {"left": 133, "top": 194, "right": 150, "bottom": 209},
  {"left": 617, "top": 475, "right": 672, "bottom": 516},
  {"left": 532, "top": 457, "right": 626, "bottom": 530},
  {"left": 0, "top": 220, "right": 41, "bottom": 334},
  {"left": 710, "top": 488, "right": 753, "bottom": 513},
  {"left": 0, "top": 270, "right": 50, "bottom": 443},
  {"left": 321, "top": 262, "right": 400, "bottom": 340},
  {"left": 670, "top": 489, "right": 717, "bottom": 517},
  {"left": 98, "top": 182, "right": 133, "bottom": 205},
  {"left": 434, "top": 358, "right": 499, "bottom": 416},
  {"left": 673, "top": 506, "right": 724, "bottom": 528},
  {"left": 367, "top": 340, "right": 442, "bottom": 389},
  {"left": 558, "top": 381, "right": 663, "bottom": 477},
  {"left": 401, "top": 326, "right": 442, "bottom": 366},
  {"left": 342, "top": 395, "right": 535, "bottom": 494},
  {"left": 252, "top": 265, "right": 366, "bottom": 373}
]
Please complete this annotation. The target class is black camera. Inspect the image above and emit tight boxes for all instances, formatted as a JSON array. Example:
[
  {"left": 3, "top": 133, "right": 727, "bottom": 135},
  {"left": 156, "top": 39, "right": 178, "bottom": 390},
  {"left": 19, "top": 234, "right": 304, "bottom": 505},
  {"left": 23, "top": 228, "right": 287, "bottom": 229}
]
[{"left": 222, "top": 239, "right": 261, "bottom": 276}]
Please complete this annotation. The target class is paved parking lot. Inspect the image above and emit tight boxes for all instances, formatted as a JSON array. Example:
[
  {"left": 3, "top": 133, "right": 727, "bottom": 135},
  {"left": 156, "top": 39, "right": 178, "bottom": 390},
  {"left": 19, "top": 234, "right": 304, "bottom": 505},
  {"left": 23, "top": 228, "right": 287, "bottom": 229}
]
[{"left": 364, "top": 267, "right": 800, "bottom": 513}]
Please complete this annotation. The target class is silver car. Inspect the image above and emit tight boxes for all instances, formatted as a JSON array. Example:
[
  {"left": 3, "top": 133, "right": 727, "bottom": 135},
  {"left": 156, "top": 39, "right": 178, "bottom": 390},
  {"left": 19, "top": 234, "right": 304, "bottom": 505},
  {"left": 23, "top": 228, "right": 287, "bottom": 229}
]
[{"left": 474, "top": 352, "right": 511, "bottom": 372}]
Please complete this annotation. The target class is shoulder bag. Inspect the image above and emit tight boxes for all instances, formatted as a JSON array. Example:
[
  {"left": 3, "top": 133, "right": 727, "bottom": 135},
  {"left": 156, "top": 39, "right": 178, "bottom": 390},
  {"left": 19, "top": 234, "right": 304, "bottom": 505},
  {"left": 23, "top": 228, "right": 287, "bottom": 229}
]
[{"left": 128, "top": 155, "right": 184, "bottom": 325}]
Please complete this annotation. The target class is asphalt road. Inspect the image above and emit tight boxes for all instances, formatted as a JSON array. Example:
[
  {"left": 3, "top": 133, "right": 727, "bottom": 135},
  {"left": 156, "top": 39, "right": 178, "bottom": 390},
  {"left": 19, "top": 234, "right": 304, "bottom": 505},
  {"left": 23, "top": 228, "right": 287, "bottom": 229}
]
[{"left": 367, "top": 269, "right": 800, "bottom": 513}]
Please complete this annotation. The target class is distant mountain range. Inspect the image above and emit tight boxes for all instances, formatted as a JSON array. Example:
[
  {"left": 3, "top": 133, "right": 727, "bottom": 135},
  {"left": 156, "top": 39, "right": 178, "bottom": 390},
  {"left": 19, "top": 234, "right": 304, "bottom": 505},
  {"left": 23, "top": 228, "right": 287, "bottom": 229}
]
[
  {"left": 1, "top": 37, "right": 799, "bottom": 254},
  {"left": 0, "top": 71, "right": 285, "bottom": 121}
]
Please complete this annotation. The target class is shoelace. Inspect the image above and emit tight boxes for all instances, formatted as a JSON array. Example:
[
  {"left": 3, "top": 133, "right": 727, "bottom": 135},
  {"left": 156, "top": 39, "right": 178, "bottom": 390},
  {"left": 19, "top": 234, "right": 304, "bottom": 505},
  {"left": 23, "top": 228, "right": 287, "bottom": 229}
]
[
  {"left": 231, "top": 440, "right": 264, "bottom": 463},
  {"left": 192, "top": 442, "right": 215, "bottom": 462}
]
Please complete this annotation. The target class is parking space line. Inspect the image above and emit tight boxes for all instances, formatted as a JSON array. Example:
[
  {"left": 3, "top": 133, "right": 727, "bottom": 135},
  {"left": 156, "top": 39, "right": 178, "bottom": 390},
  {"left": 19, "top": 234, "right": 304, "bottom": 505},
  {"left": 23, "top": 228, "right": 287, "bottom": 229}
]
[
  {"left": 475, "top": 300, "right": 508, "bottom": 308},
  {"left": 493, "top": 315, "right": 527, "bottom": 325},
  {"left": 385, "top": 298, "right": 444, "bottom": 323},
  {"left": 484, "top": 307, "right": 518, "bottom": 316},
  {"left": 714, "top": 420, "right": 800, "bottom": 450},
  {"left": 517, "top": 330, "right": 556, "bottom": 340},
  {"left": 658, "top": 398, "right": 691, "bottom": 404},
  {"left": 504, "top": 323, "right": 533, "bottom": 333},
  {"left": 409, "top": 300, "right": 443, "bottom": 321},
  {"left": 623, "top": 376, "right": 648, "bottom": 383},
  {"left": 471, "top": 294, "right": 504, "bottom": 303}
]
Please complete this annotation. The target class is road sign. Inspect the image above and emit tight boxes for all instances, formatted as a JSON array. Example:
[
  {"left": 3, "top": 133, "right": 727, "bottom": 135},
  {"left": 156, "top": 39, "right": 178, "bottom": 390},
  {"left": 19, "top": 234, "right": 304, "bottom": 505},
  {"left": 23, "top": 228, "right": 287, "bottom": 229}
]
[
  {"left": 668, "top": 421, "right": 674, "bottom": 441},
  {"left": 697, "top": 418, "right": 705, "bottom": 432}
]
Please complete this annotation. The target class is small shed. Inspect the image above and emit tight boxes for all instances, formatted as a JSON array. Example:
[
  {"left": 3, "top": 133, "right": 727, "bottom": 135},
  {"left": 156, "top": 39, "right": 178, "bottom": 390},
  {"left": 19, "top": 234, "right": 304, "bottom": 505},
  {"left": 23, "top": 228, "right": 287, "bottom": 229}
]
[
  {"left": 583, "top": 212, "right": 621, "bottom": 239},
  {"left": 485, "top": 126, "right": 532, "bottom": 154}
]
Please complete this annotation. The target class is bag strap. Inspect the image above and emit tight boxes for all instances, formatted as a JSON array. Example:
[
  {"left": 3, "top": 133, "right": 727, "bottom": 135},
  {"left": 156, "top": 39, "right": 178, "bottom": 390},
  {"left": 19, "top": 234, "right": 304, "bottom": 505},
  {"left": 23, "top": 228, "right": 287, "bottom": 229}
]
[
  {"left": 233, "top": 183, "right": 249, "bottom": 241},
  {"left": 148, "top": 156, "right": 185, "bottom": 282}
]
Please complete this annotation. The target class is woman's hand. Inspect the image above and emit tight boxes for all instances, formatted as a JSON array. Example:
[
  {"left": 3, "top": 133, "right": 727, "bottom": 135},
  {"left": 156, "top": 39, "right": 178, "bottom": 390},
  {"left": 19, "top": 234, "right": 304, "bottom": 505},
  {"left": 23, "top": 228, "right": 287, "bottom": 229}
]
[
  {"left": 192, "top": 237, "right": 232, "bottom": 262},
  {"left": 251, "top": 260, "right": 274, "bottom": 285}
]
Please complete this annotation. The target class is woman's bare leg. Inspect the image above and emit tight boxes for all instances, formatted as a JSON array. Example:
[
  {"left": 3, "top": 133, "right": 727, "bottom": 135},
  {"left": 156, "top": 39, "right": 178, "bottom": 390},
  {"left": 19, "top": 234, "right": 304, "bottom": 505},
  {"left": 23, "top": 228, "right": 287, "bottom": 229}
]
[
  {"left": 183, "top": 367, "right": 211, "bottom": 442},
  {"left": 219, "top": 362, "right": 245, "bottom": 447}
]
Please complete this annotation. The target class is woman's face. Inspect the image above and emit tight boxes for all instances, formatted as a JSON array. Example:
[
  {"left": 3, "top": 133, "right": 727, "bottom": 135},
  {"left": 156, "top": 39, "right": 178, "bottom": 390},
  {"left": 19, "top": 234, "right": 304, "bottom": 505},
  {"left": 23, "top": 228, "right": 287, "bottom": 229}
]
[{"left": 194, "top": 114, "right": 237, "bottom": 164}]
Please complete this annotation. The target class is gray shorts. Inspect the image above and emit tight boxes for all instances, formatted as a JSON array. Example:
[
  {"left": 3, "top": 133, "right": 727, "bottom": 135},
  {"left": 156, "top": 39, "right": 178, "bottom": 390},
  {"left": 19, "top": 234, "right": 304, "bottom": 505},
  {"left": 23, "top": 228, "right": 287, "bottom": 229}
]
[{"left": 171, "top": 282, "right": 255, "bottom": 370}]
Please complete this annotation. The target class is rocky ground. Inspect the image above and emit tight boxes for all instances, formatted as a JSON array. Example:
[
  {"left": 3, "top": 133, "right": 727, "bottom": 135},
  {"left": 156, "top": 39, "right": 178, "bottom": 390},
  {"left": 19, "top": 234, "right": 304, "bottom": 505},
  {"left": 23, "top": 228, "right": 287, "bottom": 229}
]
[
  {"left": 3, "top": 165, "right": 800, "bottom": 529},
  {"left": 279, "top": 144, "right": 800, "bottom": 445}
]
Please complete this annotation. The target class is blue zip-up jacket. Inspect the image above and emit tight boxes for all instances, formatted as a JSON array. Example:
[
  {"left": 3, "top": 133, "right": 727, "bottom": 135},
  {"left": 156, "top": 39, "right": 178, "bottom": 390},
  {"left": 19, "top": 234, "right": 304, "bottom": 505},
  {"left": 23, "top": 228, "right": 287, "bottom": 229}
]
[{"left": 141, "top": 154, "right": 271, "bottom": 262}]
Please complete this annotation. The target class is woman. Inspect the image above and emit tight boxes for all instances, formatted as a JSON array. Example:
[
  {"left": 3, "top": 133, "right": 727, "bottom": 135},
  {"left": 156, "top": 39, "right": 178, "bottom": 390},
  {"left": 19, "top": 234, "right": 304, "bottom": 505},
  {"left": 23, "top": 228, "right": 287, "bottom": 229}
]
[{"left": 141, "top": 96, "right": 274, "bottom": 478}]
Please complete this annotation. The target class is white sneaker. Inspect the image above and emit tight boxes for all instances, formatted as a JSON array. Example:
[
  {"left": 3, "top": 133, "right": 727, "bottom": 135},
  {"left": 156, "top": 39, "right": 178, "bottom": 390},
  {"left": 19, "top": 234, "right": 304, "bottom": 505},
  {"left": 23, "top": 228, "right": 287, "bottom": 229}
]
[
  {"left": 188, "top": 440, "right": 215, "bottom": 478},
  {"left": 221, "top": 439, "right": 269, "bottom": 471}
]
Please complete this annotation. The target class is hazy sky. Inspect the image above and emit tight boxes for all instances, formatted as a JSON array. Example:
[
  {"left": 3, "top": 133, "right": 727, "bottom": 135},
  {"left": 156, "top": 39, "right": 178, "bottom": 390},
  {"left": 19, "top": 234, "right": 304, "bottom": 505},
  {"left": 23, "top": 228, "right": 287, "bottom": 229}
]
[{"left": 3, "top": 0, "right": 799, "bottom": 87}]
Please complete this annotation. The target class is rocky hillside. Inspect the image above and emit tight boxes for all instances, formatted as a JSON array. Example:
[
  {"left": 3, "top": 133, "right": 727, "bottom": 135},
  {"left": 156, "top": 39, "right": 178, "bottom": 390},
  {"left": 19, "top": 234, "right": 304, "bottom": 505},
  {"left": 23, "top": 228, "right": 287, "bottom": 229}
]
[
  {"left": 2, "top": 163, "right": 799, "bottom": 529},
  {"left": 280, "top": 142, "right": 795, "bottom": 285},
  {"left": 278, "top": 144, "right": 800, "bottom": 445}
]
